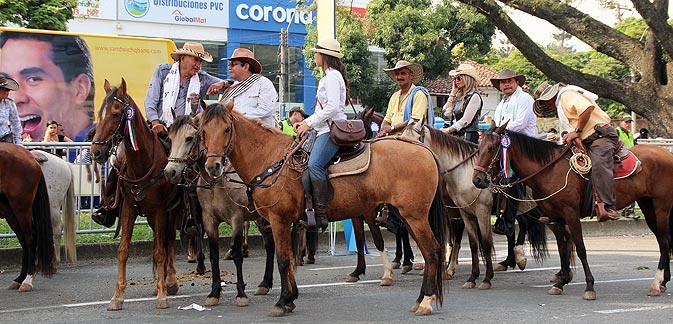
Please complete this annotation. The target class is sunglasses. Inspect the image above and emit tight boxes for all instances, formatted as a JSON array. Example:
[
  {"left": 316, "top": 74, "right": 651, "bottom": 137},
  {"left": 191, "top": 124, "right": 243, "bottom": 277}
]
[
  {"left": 228, "top": 61, "right": 244, "bottom": 67},
  {"left": 452, "top": 76, "right": 463, "bottom": 81}
]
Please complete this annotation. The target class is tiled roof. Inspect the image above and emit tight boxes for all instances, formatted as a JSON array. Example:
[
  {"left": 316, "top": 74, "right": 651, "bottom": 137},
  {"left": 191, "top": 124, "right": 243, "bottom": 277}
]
[{"left": 425, "top": 60, "right": 498, "bottom": 95}]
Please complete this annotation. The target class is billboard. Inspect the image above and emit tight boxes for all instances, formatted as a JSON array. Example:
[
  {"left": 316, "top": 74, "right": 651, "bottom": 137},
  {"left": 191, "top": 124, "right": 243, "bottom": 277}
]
[
  {"left": 118, "top": 0, "right": 229, "bottom": 28},
  {"left": 229, "top": 0, "right": 312, "bottom": 34}
]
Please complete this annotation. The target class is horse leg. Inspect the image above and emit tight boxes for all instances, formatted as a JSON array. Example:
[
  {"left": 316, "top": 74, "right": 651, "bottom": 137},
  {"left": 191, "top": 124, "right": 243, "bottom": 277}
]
[
  {"left": 347, "top": 217, "right": 367, "bottom": 282},
  {"left": 547, "top": 223, "right": 574, "bottom": 293},
  {"left": 292, "top": 221, "right": 306, "bottom": 266},
  {"left": 108, "top": 210, "right": 136, "bottom": 311},
  {"left": 392, "top": 231, "right": 403, "bottom": 269},
  {"left": 401, "top": 227, "right": 414, "bottom": 274},
  {"left": 514, "top": 214, "right": 528, "bottom": 270},
  {"left": 495, "top": 232, "right": 516, "bottom": 271},
  {"left": 165, "top": 212, "right": 179, "bottom": 296},
  {"left": 306, "top": 227, "right": 317, "bottom": 264},
  {"left": 255, "top": 222, "right": 275, "bottom": 295},
  {"left": 204, "top": 221, "right": 222, "bottom": 306},
  {"left": 461, "top": 215, "right": 481, "bottom": 289},
  {"left": 445, "top": 216, "right": 464, "bottom": 280},
  {"left": 564, "top": 218, "right": 597, "bottom": 300},
  {"left": 4, "top": 215, "right": 28, "bottom": 290},
  {"left": 639, "top": 198, "right": 671, "bottom": 296},
  {"left": 365, "top": 216, "right": 393, "bottom": 286},
  {"left": 476, "top": 210, "right": 495, "bottom": 290},
  {"left": 152, "top": 211, "right": 171, "bottom": 309},
  {"left": 230, "top": 219, "right": 249, "bottom": 307},
  {"left": 270, "top": 219, "right": 297, "bottom": 317},
  {"left": 242, "top": 220, "right": 250, "bottom": 258},
  {"left": 52, "top": 207, "right": 63, "bottom": 264}
]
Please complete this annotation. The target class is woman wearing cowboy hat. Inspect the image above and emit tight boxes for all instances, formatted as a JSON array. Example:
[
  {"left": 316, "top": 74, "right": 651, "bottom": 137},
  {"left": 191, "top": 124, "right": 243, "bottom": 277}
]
[
  {"left": 443, "top": 63, "right": 483, "bottom": 143},
  {"left": 295, "top": 37, "right": 350, "bottom": 229},
  {"left": 0, "top": 76, "right": 23, "bottom": 145}
]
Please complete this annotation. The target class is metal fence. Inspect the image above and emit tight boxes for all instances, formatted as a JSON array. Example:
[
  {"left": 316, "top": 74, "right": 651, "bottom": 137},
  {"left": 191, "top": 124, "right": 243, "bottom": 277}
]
[{"left": 638, "top": 139, "right": 673, "bottom": 152}]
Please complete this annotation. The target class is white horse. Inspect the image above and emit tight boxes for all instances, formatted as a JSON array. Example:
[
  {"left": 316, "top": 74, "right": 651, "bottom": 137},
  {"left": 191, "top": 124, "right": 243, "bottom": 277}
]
[{"left": 33, "top": 151, "right": 77, "bottom": 264}]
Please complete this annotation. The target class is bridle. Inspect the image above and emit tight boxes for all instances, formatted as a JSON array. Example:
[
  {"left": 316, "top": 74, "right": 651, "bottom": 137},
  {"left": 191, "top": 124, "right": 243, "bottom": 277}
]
[
  {"left": 201, "top": 113, "right": 236, "bottom": 181},
  {"left": 91, "top": 95, "right": 129, "bottom": 154}
]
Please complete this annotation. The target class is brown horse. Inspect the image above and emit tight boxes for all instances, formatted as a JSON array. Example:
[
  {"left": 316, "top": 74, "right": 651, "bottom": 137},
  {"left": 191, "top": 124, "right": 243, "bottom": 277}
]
[
  {"left": 473, "top": 124, "right": 673, "bottom": 299},
  {"left": 200, "top": 102, "right": 446, "bottom": 316},
  {"left": 0, "top": 143, "right": 56, "bottom": 291},
  {"left": 91, "top": 79, "right": 181, "bottom": 310}
]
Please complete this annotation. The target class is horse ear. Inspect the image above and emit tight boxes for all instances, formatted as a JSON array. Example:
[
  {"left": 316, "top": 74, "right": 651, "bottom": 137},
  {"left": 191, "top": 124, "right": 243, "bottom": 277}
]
[
  {"left": 119, "top": 78, "right": 127, "bottom": 93},
  {"left": 104, "top": 79, "right": 111, "bottom": 93},
  {"left": 496, "top": 121, "right": 508, "bottom": 134},
  {"left": 200, "top": 99, "right": 207, "bottom": 110},
  {"left": 225, "top": 99, "right": 234, "bottom": 111}
]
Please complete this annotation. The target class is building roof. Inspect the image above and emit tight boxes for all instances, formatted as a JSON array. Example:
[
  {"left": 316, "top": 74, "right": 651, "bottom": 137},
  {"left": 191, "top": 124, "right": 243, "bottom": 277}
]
[{"left": 425, "top": 60, "right": 498, "bottom": 96}]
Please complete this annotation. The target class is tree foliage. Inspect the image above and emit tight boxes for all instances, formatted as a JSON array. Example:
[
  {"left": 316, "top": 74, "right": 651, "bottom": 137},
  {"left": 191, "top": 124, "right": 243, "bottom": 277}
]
[
  {"left": 457, "top": 0, "right": 673, "bottom": 136},
  {"left": 366, "top": 0, "right": 495, "bottom": 80},
  {"left": 0, "top": 0, "right": 75, "bottom": 31}
]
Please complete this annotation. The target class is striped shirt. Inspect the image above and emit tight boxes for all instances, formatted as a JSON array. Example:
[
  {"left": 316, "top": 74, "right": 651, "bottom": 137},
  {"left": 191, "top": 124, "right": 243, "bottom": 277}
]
[{"left": 0, "top": 98, "right": 23, "bottom": 145}]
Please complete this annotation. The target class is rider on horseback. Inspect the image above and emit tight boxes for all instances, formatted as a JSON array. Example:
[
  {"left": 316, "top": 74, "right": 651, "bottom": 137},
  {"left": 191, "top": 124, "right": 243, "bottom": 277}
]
[
  {"left": 533, "top": 82, "right": 621, "bottom": 222},
  {"left": 0, "top": 76, "right": 23, "bottom": 146}
]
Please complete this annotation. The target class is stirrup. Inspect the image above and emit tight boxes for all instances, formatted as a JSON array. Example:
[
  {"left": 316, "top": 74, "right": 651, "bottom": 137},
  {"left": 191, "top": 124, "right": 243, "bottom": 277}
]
[{"left": 92, "top": 207, "right": 116, "bottom": 228}]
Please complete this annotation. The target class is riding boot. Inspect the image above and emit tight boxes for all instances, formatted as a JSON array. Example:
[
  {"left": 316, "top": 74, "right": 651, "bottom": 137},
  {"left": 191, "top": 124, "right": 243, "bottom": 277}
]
[
  {"left": 92, "top": 168, "right": 120, "bottom": 228},
  {"left": 183, "top": 187, "right": 202, "bottom": 237},
  {"left": 306, "top": 228, "right": 317, "bottom": 264},
  {"left": 310, "top": 179, "right": 330, "bottom": 230}
]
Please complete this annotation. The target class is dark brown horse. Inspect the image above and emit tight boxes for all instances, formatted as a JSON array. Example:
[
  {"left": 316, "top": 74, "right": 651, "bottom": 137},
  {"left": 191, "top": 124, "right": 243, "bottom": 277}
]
[
  {"left": 91, "top": 79, "right": 182, "bottom": 310},
  {"left": 200, "top": 102, "right": 446, "bottom": 316},
  {"left": 0, "top": 143, "right": 56, "bottom": 291},
  {"left": 473, "top": 123, "right": 673, "bottom": 299}
]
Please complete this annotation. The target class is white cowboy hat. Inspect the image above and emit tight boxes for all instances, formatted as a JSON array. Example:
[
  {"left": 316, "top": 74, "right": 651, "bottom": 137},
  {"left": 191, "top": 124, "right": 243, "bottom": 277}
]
[
  {"left": 449, "top": 63, "right": 481, "bottom": 83},
  {"left": 310, "top": 38, "right": 344, "bottom": 59},
  {"left": 170, "top": 42, "right": 213, "bottom": 62},
  {"left": 0, "top": 75, "right": 19, "bottom": 91},
  {"left": 221, "top": 48, "right": 263, "bottom": 73},
  {"left": 384, "top": 60, "right": 424, "bottom": 84}
]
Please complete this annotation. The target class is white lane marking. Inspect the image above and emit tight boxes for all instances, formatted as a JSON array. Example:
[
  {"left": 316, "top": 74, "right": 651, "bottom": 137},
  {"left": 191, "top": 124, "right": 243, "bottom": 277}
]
[
  {"left": 595, "top": 304, "right": 673, "bottom": 314},
  {"left": 531, "top": 277, "right": 651, "bottom": 288}
]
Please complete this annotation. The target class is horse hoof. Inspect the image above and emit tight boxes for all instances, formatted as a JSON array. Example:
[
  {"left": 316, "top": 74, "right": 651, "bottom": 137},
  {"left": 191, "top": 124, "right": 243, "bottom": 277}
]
[
  {"left": 345, "top": 276, "right": 359, "bottom": 283},
  {"left": 660, "top": 285, "right": 667, "bottom": 293},
  {"left": 107, "top": 299, "right": 124, "bottom": 311},
  {"left": 187, "top": 258, "right": 197, "bottom": 264},
  {"left": 236, "top": 296, "right": 249, "bottom": 307},
  {"left": 8, "top": 281, "right": 21, "bottom": 290},
  {"left": 254, "top": 286, "right": 270, "bottom": 295},
  {"left": 271, "top": 306, "right": 285, "bottom": 317},
  {"left": 166, "top": 283, "right": 179, "bottom": 296},
  {"left": 414, "top": 304, "right": 433, "bottom": 316},
  {"left": 494, "top": 263, "right": 507, "bottom": 272},
  {"left": 648, "top": 287, "right": 662, "bottom": 297},
  {"left": 284, "top": 302, "right": 296, "bottom": 313},
  {"left": 223, "top": 249, "right": 233, "bottom": 260},
  {"left": 547, "top": 287, "right": 563, "bottom": 295},
  {"left": 380, "top": 278, "right": 393, "bottom": 286},
  {"left": 392, "top": 261, "right": 401, "bottom": 269},
  {"left": 296, "top": 259, "right": 304, "bottom": 266},
  {"left": 583, "top": 291, "right": 596, "bottom": 300},
  {"left": 401, "top": 265, "right": 412, "bottom": 274},
  {"left": 306, "top": 257, "right": 315, "bottom": 264},
  {"left": 443, "top": 271, "right": 454, "bottom": 280},
  {"left": 205, "top": 297, "right": 219, "bottom": 306},
  {"left": 18, "top": 283, "right": 33, "bottom": 292},
  {"left": 409, "top": 302, "right": 420, "bottom": 313},
  {"left": 478, "top": 282, "right": 492, "bottom": 290},
  {"left": 242, "top": 248, "right": 249, "bottom": 258},
  {"left": 196, "top": 265, "right": 206, "bottom": 275},
  {"left": 516, "top": 258, "right": 527, "bottom": 271},
  {"left": 156, "top": 298, "right": 170, "bottom": 309},
  {"left": 462, "top": 282, "right": 476, "bottom": 289},
  {"left": 414, "top": 263, "right": 425, "bottom": 270}
]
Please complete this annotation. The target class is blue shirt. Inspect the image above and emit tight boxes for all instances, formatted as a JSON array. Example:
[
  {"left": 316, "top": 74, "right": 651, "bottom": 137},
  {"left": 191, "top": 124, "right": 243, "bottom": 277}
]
[
  {"left": 144, "top": 64, "right": 222, "bottom": 122},
  {"left": 0, "top": 98, "right": 23, "bottom": 145}
]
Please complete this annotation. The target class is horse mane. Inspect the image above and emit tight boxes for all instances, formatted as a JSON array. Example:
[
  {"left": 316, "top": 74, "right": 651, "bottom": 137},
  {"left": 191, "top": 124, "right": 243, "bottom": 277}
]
[
  {"left": 505, "top": 131, "right": 562, "bottom": 164},
  {"left": 426, "top": 126, "right": 478, "bottom": 158},
  {"left": 168, "top": 115, "right": 193, "bottom": 137},
  {"left": 201, "top": 103, "right": 289, "bottom": 137}
]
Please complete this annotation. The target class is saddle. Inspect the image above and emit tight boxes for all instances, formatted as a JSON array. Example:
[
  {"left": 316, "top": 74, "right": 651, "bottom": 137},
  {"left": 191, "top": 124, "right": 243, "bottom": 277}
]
[{"left": 31, "top": 151, "right": 49, "bottom": 163}]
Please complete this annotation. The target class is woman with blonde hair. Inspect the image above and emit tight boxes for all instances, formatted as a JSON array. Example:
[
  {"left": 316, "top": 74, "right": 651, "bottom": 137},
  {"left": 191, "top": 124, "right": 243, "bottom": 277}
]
[
  {"left": 442, "top": 63, "right": 483, "bottom": 143},
  {"left": 295, "top": 38, "right": 349, "bottom": 229}
]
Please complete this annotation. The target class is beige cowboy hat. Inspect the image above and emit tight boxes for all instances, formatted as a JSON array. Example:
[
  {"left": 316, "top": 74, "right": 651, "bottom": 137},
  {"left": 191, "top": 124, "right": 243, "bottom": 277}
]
[
  {"left": 171, "top": 42, "right": 213, "bottom": 62},
  {"left": 449, "top": 63, "right": 481, "bottom": 83},
  {"left": 221, "top": 48, "right": 263, "bottom": 73},
  {"left": 0, "top": 75, "right": 19, "bottom": 91},
  {"left": 533, "top": 82, "right": 561, "bottom": 117},
  {"left": 384, "top": 60, "right": 424, "bottom": 84},
  {"left": 310, "top": 38, "right": 344, "bottom": 59},
  {"left": 490, "top": 69, "right": 526, "bottom": 89}
]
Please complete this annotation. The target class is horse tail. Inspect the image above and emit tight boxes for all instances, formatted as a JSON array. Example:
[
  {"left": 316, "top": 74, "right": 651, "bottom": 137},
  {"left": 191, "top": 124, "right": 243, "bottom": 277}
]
[
  {"left": 428, "top": 178, "right": 447, "bottom": 306},
  {"left": 523, "top": 207, "right": 548, "bottom": 262},
  {"left": 62, "top": 173, "right": 77, "bottom": 264},
  {"left": 33, "top": 174, "right": 57, "bottom": 277}
]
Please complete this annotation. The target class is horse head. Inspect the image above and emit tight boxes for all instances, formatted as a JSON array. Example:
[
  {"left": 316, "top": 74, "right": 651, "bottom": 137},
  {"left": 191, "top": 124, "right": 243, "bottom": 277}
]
[
  {"left": 165, "top": 115, "right": 202, "bottom": 184},
  {"left": 91, "top": 79, "right": 132, "bottom": 163},
  {"left": 401, "top": 119, "right": 428, "bottom": 143},
  {"left": 472, "top": 121, "right": 508, "bottom": 188},
  {"left": 200, "top": 101, "right": 236, "bottom": 179}
]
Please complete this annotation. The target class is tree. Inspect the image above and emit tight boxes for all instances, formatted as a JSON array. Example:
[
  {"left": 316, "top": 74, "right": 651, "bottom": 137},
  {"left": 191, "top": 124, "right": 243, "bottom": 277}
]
[
  {"left": 0, "top": 0, "right": 75, "bottom": 31},
  {"left": 366, "top": 0, "right": 495, "bottom": 79}
]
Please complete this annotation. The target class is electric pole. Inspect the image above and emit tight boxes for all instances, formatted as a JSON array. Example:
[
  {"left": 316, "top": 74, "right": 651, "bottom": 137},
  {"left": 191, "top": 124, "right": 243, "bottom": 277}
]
[{"left": 279, "top": 28, "right": 288, "bottom": 119}]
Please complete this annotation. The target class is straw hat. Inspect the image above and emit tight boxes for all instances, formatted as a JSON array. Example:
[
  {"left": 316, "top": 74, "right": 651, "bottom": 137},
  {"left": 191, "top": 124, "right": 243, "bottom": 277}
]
[
  {"left": 171, "top": 42, "right": 213, "bottom": 62},
  {"left": 533, "top": 82, "right": 561, "bottom": 117},
  {"left": 221, "top": 48, "right": 262, "bottom": 73},
  {"left": 384, "top": 60, "right": 424, "bottom": 84},
  {"left": 449, "top": 64, "right": 481, "bottom": 83},
  {"left": 310, "top": 38, "right": 344, "bottom": 59},
  {"left": 0, "top": 76, "right": 19, "bottom": 91},
  {"left": 490, "top": 69, "right": 526, "bottom": 89}
]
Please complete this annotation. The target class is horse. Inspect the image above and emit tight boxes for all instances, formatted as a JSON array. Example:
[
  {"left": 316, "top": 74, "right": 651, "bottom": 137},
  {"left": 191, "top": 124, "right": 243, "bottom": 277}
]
[
  {"left": 35, "top": 151, "right": 77, "bottom": 264},
  {"left": 0, "top": 143, "right": 56, "bottom": 291},
  {"left": 473, "top": 123, "right": 673, "bottom": 299},
  {"left": 200, "top": 102, "right": 446, "bottom": 316},
  {"left": 402, "top": 121, "right": 548, "bottom": 289},
  {"left": 164, "top": 115, "right": 279, "bottom": 307},
  {"left": 90, "top": 79, "right": 182, "bottom": 310}
]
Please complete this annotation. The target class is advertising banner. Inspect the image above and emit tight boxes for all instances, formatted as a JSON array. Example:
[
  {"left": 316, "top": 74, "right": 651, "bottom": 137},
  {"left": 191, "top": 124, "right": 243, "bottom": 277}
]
[
  {"left": 229, "top": 0, "right": 312, "bottom": 34},
  {"left": 73, "top": 0, "right": 117, "bottom": 20},
  {"left": 118, "top": 0, "right": 229, "bottom": 28}
]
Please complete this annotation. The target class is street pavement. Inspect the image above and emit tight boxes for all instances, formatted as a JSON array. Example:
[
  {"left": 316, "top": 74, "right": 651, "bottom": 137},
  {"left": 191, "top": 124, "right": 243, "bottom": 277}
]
[{"left": 0, "top": 220, "right": 672, "bottom": 323}]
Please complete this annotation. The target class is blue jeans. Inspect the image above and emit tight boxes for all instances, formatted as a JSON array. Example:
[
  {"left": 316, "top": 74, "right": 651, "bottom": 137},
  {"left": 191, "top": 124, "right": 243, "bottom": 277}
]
[{"left": 308, "top": 133, "right": 339, "bottom": 180}]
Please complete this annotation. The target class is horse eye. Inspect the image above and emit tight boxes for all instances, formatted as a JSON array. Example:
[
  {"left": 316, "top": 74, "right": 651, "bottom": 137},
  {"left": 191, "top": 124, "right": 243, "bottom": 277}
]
[
  {"left": 488, "top": 145, "right": 496, "bottom": 152},
  {"left": 224, "top": 126, "right": 231, "bottom": 133},
  {"left": 185, "top": 136, "right": 194, "bottom": 143}
]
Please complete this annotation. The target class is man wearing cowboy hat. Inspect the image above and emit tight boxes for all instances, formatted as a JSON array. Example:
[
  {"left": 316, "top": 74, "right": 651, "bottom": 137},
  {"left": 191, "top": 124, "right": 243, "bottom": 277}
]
[
  {"left": 491, "top": 69, "right": 537, "bottom": 137},
  {"left": 0, "top": 76, "right": 23, "bottom": 145},
  {"left": 279, "top": 106, "right": 309, "bottom": 136},
  {"left": 145, "top": 41, "right": 228, "bottom": 133},
  {"left": 533, "top": 82, "right": 620, "bottom": 222},
  {"left": 220, "top": 48, "right": 278, "bottom": 127},
  {"left": 380, "top": 60, "right": 434, "bottom": 136},
  {"left": 616, "top": 113, "right": 638, "bottom": 219}
]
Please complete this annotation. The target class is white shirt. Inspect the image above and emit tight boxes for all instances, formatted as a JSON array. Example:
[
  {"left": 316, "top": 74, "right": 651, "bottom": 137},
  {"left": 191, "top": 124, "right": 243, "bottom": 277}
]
[
  {"left": 231, "top": 76, "right": 278, "bottom": 127},
  {"left": 304, "top": 68, "right": 346, "bottom": 135},
  {"left": 493, "top": 86, "right": 537, "bottom": 137}
]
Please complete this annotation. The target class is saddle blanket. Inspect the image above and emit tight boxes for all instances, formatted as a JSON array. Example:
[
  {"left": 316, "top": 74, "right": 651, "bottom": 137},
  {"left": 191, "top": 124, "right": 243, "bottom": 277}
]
[
  {"left": 328, "top": 143, "right": 371, "bottom": 179},
  {"left": 31, "top": 150, "right": 49, "bottom": 163},
  {"left": 613, "top": 151, "right": 641, "bottom": 179}
]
